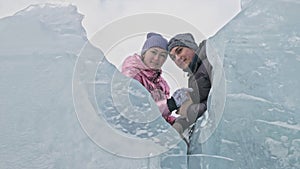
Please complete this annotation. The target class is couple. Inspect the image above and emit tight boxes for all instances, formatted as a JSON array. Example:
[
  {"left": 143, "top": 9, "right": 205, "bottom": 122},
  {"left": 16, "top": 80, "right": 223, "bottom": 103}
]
[{"left": 122, "top": 32, "right": 212, "bottom": 140}]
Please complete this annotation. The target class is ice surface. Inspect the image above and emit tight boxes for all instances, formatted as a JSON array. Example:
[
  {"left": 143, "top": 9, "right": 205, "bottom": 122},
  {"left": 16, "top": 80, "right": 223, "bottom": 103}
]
[
  {"left": 189, "top": 0, "right": 300, "bottom": 168},
  {"left": 1, "top": 0, "right": 300, "bottom": 168},
  {"left": 0, "top": 3, "right": 186, "bottom": 169}
]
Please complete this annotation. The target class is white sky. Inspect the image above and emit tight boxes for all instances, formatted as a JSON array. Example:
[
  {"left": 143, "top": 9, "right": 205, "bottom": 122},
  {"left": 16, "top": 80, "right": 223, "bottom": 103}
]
[
  {"left": 0, "top": 0, "right": 241, "bottom": 91},
  {"left": 0, "top": 0, "right": 241, "bottom": 38}
]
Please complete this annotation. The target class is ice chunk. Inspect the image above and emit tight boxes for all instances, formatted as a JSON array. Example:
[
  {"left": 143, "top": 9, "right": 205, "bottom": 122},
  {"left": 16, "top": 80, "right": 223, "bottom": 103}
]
[
  {"left": 0, "top": 3, "right": 186, "bottom": 169},
  {"left": 189, "top": 0, "right": 300, "bottom": 168}
]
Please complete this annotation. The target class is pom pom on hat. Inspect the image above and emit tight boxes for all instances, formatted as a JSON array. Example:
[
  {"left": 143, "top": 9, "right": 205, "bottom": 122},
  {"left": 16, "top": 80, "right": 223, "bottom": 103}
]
[{"left": 141, "top": 32, "right": 168, "bottom": 55}]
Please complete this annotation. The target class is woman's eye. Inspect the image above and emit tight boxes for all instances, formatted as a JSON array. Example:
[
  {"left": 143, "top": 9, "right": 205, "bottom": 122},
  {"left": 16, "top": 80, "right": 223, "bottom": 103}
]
[
  {"left": 160, "top": 54, "right": 167, "bottom": 58},
  {"left": 151, "top": 51, "right": 157, "bottom": 55}
]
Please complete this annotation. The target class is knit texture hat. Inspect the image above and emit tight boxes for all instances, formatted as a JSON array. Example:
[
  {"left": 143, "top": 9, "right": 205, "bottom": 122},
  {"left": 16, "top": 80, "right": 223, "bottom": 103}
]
[
  {"left": 141, "top": 32, "right": 168, "bottom": 55},
  {"left": 167, "top": 33, "right": 198, "bottom": 52}
]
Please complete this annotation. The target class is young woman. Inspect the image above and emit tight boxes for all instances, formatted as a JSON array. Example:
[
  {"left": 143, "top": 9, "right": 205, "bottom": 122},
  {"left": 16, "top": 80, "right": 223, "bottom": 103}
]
[{"left": 121, "top": 32, "right": 176, "bottom": 124}]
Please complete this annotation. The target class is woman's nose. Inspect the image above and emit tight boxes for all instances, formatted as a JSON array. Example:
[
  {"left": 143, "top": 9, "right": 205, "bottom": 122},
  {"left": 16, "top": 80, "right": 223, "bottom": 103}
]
[{"left": 153, "top": 54, "right": 159, "bottom": 60}]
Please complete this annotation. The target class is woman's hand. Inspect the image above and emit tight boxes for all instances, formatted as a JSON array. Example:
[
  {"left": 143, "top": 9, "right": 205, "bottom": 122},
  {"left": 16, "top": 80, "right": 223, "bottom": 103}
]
[{"left": 172, "top": 88, "right": 193, "bottom": 107}]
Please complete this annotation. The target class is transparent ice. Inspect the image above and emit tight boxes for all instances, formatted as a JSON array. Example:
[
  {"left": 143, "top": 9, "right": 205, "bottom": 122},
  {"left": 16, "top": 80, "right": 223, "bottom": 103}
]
[{"left": 189, "top": 0, "right": 300, "bottom": 168}]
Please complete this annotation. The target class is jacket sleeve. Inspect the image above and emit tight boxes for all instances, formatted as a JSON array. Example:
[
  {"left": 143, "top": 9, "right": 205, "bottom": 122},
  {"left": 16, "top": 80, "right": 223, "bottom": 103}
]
[
  {"left": 187, "top": 61, "right": 210, "bottom": 118},
  {"left": 186, "top": 100, "right": 207, "bottom": 119},
  {"left": 156, "top": 99, "right": 171, "bottom": 118},
  {"left": 188, "top": 39, "right": 212, "bottom": 117}
]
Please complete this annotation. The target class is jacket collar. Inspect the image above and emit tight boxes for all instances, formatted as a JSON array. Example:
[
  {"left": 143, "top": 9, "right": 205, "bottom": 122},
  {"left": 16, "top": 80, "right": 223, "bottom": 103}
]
[
  {"left": 132, "top": 54, "right": 162, "bottom": 82},
  {"left": 184, "top": 54, "right": 202, "bottom": 75}
]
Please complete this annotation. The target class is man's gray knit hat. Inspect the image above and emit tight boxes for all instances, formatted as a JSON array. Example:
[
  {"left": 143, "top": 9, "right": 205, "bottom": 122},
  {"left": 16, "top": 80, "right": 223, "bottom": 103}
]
[{"left": 167, "top": 33, "right": 198, "bottom": 52}]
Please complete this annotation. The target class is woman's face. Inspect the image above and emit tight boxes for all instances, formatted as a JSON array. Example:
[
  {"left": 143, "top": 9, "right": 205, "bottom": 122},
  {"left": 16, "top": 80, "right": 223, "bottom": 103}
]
[
  {"left": 142, "top": 47, "right": 168, "bottom": 70},
  {"left": 169, "top": 46, "right": 195, "bottom": 70}
]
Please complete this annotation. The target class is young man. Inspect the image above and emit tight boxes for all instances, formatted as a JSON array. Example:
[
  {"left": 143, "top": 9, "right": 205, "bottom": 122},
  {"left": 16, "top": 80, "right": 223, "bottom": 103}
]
[{"left": 167, "top": 33, "right": 212, "bottom": 138}]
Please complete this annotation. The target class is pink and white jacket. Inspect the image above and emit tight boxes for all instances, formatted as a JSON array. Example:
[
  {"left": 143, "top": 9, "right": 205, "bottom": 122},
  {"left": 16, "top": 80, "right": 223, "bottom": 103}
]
[{"left": 121, "top": 53, "right": 175, "bottom": 124}]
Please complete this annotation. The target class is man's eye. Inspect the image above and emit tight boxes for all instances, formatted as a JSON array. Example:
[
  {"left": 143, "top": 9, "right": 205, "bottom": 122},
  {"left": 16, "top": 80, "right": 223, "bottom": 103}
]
[
  {"left": 151, "top": 51, "right": 157, "bottom": 55},
  {"left": 175, "top": 47, "right": 183, "bottom": 54}
]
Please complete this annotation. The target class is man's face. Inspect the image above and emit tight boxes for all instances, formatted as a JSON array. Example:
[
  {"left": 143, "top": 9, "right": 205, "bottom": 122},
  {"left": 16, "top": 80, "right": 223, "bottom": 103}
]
[{"left": 169, "top": 46, "right": 195, "bottom": 70}]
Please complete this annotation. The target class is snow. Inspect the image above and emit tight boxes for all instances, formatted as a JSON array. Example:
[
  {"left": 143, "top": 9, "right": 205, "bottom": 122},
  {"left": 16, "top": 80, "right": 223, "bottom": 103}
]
[{"left": 1, "top": 0, "right": 300, "bottom": 168}]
